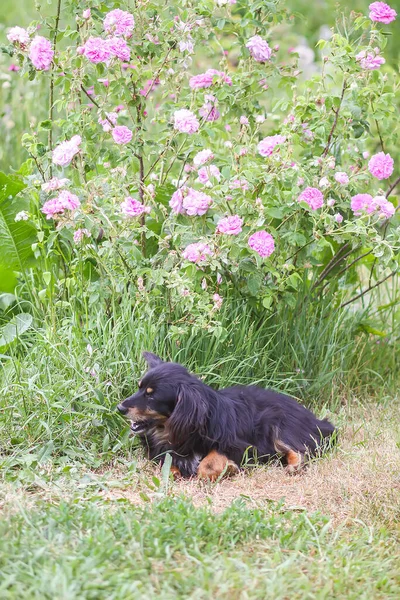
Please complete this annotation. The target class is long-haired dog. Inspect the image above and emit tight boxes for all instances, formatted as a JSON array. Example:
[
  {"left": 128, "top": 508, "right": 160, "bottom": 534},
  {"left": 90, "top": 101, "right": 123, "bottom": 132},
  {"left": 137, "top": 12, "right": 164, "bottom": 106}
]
[{"left": 117, "top": 352, "right": 335, "bottom": 480}]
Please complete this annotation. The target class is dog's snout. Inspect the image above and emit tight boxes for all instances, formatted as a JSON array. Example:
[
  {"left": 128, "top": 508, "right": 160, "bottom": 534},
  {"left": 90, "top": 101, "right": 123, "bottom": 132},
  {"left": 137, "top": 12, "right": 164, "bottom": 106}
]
[{"left": 117, "top": 403, "right": 128, "bottom": 415}]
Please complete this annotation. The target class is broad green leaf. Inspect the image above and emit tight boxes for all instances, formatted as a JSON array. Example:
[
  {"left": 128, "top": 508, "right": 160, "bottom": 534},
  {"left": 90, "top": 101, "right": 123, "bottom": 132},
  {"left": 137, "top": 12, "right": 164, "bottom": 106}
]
[
  {"left": 0, "top": 313, "right": 33, "bottom": 348},
  {"left": 0, "top": 173, "right": 37, "bottom": 292}
]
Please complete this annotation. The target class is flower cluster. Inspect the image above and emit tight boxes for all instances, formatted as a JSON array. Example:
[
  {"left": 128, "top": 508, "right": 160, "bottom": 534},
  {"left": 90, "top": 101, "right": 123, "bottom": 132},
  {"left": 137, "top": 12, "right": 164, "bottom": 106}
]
[
  {"left": 351, "top": 193, "right": 395, "bottom": 219},
  {"left": 189, "top": 69, "right": 232, "bottom": 89},
  {"left": 120, "top": 197, "right": 150, "bottom": 217},
  {"left": 298, "top": 187, "right": 324, "bottom": 210},
  {"left": 182, "top": 242, "right": 212, "bottom": 263},
  {"left": 42, "top": 190, "right": 80, "bottom": 219},
  {"left": 257, "top": 135, "right": 286, "bottom": 157},
  {"left": 174, "top": 109, "right": 200, "bottom": 134},
  {"left": 356, "top": 49, "right": 385, "bottom": 70},
  {"left": 169, "top": 188, "right": 213, "bottom": 216},
  {"left": 52, "top": 136, "right": 81, "bottom": 167}
]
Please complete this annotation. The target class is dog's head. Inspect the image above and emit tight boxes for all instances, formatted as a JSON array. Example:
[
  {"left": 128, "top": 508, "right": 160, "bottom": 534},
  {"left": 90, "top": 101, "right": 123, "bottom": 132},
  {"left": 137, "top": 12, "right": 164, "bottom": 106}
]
[{"left": 117, "top": 352, "right": 208, "bottom": 441}]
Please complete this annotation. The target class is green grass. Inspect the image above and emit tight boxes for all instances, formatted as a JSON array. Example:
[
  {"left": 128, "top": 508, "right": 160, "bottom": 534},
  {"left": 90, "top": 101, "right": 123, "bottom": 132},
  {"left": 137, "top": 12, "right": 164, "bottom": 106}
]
[{"left": 0, "top": 496, "right": 399, "bottom": 599}]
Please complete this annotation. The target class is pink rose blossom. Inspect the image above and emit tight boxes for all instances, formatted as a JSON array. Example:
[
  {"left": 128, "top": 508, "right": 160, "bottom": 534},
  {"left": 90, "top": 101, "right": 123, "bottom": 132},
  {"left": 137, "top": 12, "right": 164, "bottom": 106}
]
[
  {"left": 327, "top": 198, "right": 336, "bottom": 208},
  {"left": 182, "top": 189, "right": 213, "bottom": 216},
  {"left": 334, "top": 213, "right": 344, "bottom": 223},
  {"left": 83, "top": 37, "right": 111, "bottom": 63},
  {"left": 41, "top": 177, "right": 69, "bottom": 192},
  {"left": 319, "top": 177, "right": 330, "bottom": 188},
  {"left": 356, "top": 49, "right": 385, "bottom": 70},
  {"left": 98, "top": 112, "right": 118, "bottom": 132},
  {"left": 57, "top": 190, "right": 80, "bottom": 211},
  {"left": 107, "top": 37, "right": 131, "bottom": 61},
  {"left": 351, "top": 193, "right": 375, "bottom": 215},
  {"left": 41, "top": 198, "right": 65, "bottom": 219},
  {"left": 189, "top": 69, "right": 232, "bottom": 89},
  {"left": 240, "top": 115, "right": 249, "bottom": 125},
  {"left": 246, "top": 35, "right": 272, "bottom": 62},
  {"left": 229, "top": 179, "right": 249, "bottom": 191},
  {"left": 52, "top": 135, "right": 81, "bottom": 167},
  {"left": 193, "top": 149, "right": 214, "bottom": 166},
  {"left": 182, "top": 242, "right": 212, "bottom": 263},
  {"left": 373, "top": 196, "right": 395, "bottom": 219},
  {"left": 197, "top": 165, "right": 221, "bottom": 185},
  {"left": 368, "top": 152, "right": 394, "bottom": 179},
  {"left": 334, "top": 172, "right": 349, "bottom": 185},
  {"left": 82, "top": 9, "right": 91, "bottom": 19},
  {"left": 174, "top": 109, "right": 200, "bottom": 133},
  {"left": 213, "top": 293, "right": 223, "bottom": 310},
  {"left": 369, "top": 2, "right": 397, "bottom": 23},
  {"left": 104, "top": 9, "right": 135, "bottom": 37},
  {"left": 298, "top": 187, "right": 324, "bottom": 210},
  {"left": 363, "top": 151, "right": 370, "bottom": 159},
  {"left": 29, "top": 36, "right": 54, "bottom": 71},
  {"left": 248, "top": 230, "right": 275, "bottom": 258},
  {"left": 169, "top": 188, "right": 185, "bottom": 214},
  {"left": 199, "top": 101, "right": 220, "bottom": 122},
  {"left": 120, "top": 197, "right": 150, "bottom": 217},
  {"left": 7, "top": 26, "right": 29, "bottom": 46},
  {"left": 41, "top": 191, "right": 80, "bottom": 219},
  {"left": 98, "top": 78, "right": 109, "bottom": 87},
  {"left": 216, "top": 215, "right": 243, "bottom": 235},
  {"left": 73, "top": 228, "right": 91, "bottom": 243},
  {"left": 112, "top": 125, "right": 133, "bottom": 144},
  {"left": 257, "top": 135, "right": 286, "bottom": 157},
  {"left": 8, "top": 64, "right": 21, "bottom": 72}
]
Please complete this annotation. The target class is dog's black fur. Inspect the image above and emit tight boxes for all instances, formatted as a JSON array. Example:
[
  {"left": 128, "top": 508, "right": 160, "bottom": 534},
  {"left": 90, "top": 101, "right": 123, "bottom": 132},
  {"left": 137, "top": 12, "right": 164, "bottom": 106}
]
[{"left": 117, "top": 352, "right": 335, "bottom": 478}]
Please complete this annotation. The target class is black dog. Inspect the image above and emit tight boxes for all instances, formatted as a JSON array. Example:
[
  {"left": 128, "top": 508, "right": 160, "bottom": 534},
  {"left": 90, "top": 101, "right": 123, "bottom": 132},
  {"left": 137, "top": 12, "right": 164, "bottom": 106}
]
[{"left": 117, "top": 352, "right": 335, "bottom": 480}]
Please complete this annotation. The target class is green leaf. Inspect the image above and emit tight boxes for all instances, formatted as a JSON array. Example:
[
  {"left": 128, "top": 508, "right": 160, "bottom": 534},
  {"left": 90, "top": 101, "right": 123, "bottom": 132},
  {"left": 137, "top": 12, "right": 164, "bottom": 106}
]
[
  {"left": 0, "top": 173, "right": 37, "bottom": 292},
  {"left": 0, "top": 313, "right": 33, "bottom": 348},
  {"left": 247, "top": 273, "right": 262, "bottom": 296}
]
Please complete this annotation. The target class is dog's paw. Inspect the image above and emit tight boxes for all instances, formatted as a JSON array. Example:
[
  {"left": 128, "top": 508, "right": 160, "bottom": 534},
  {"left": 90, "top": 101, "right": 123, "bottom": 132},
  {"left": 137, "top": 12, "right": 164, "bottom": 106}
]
[
  {"left": 170, "top": 466, "right": 182, "bottom": 479},
  {"left": 198, "top": 451, "right": 239, "bottom": 481},
  {"left": 285, "top": 450, "right": 304, "bottom": 475}
]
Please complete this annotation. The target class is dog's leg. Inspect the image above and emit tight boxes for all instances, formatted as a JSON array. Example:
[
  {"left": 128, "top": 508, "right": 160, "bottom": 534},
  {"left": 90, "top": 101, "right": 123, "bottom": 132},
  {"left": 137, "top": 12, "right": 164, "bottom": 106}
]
[
  {"left": 197, "top": 450, "right": 239, "bottom": 481},
  {"left": 274, "top": 439, "right": 304, "bottom": 474}
]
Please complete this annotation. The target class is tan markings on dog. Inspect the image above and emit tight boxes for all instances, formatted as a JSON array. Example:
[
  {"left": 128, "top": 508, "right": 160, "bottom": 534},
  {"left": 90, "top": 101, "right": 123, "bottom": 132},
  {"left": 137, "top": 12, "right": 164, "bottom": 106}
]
[
  {"left": 170, "top": 466, "right": 182, "bottom": 479},
  {"left": 274, "top": 439, "right": 304, "bottom": 475},
  {"left": 146, "top": 387, "right": 154, "bottom": 394},
  {"left": 197, "top": 450, "right": 239, "bottom": 482},
  {"left": 126, "top": 407, "right": 167, "bottom": 421},
  {"left": 285, "top": 450, "right": 303, "bottom": 474}
]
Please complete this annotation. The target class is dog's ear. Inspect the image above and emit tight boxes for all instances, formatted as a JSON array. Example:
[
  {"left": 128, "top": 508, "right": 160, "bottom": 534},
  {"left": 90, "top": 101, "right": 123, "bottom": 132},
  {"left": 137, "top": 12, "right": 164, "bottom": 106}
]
[
  {"left": 167, "top": 384, "right": 208, "bottom": 445},
  {"left": 142, "top": 352, "right": 163, "bottom": 368}
]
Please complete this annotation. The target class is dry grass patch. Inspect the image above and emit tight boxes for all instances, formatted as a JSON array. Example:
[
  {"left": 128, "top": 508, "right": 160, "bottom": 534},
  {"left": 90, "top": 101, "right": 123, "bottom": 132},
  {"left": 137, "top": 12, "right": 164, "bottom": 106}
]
[{"left": 99, "top": 403, "right": 400, "bottom": 527}]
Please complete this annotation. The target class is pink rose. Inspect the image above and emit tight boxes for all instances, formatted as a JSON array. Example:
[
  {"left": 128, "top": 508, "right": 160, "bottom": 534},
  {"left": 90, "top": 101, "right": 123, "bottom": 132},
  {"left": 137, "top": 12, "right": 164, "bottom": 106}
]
[
  {"left": 52, "top": 135, "right": 81, "bottom": 167},
  {"left": 246, "top": 35, "right": 272, "bottom": 62},
  {"left": 248, "top": 230, "right": 275, "bottom": 258},
  {"left": 104, "top": 9, "right": 135, "bottom": 37},
  {"left": 182, "top": 242, "right": 212, "bottom": 263},
  {"left": 298, "top": 187, "right": 324, "bottom": 210},
  {"left": 368, "top": 152, "right": 394, "bottom": 180},
  {"left": 216, "top": 215, "right": 243, "bottom": 235},
  {"left": 257, "top": 135, "right": 286, "bottom": 157},
  {"left": 29, "top": 36, "right": 54, "bottom": 71},
  {"left": 112, "top": 126, "right": 133, "bottom": 144},
  {"left": 174, "top": 109, "right": 200, "bottom": 134},
  {"left": 120, "top": 197, "right": 150, "bottom": 217},
  {"left": 369, "top": 2, "right": 397, "bottom": 23}
]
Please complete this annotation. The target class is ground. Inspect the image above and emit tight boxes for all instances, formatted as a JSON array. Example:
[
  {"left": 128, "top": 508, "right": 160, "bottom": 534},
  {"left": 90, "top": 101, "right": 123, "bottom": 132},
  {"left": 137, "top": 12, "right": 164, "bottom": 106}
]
[{"left": 1, "top": 402, "right": 400, "bottom": 598}]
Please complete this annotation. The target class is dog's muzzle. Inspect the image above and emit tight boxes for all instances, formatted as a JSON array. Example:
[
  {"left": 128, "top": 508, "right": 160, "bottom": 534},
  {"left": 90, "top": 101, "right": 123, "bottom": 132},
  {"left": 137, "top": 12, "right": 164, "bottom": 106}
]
[{"left": 117, "top": 403, "right": 128, "bottom": 415}]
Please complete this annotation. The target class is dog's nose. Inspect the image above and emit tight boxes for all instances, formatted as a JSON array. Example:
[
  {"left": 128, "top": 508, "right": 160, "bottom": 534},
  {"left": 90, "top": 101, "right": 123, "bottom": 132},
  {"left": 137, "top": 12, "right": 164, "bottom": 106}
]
[{"left": 117, "top": 403, "right": 128, "bottom": 415}]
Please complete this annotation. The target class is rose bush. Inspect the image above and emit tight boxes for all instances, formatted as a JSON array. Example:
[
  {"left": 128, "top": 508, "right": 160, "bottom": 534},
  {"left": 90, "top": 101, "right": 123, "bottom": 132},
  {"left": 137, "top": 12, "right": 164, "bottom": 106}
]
[{"left": 2, "top": 0, "right": 399, "bottom": 330}]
